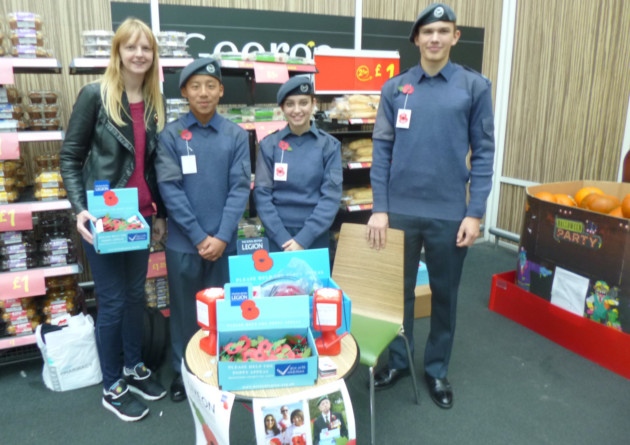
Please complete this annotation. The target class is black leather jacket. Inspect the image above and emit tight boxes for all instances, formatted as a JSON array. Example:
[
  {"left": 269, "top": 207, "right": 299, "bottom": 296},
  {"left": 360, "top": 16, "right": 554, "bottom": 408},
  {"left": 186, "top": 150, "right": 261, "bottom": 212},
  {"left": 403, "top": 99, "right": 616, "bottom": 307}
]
[{"left": 60, "top": 83, "right": 166, "bottom": 217}]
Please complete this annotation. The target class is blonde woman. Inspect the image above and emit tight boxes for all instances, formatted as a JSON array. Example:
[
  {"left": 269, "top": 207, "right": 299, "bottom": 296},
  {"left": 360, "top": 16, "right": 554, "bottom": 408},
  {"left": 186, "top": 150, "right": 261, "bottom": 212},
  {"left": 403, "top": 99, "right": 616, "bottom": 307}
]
[{"left": 60, "top": 17, "right": 167, "bottom": 422}]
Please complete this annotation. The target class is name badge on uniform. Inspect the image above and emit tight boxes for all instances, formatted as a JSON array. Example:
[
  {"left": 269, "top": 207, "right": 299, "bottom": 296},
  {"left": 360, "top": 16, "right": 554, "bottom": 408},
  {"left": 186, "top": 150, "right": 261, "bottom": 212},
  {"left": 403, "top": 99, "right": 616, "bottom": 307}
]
[
  {"left": 274, "top": 162, "right": 288, "bottom": 181},
  {"left": 181, "top": 155, "right": 197, "bottom": 174},
  {"left": 396, "top": 109, "right": 412, "bottom": 129}
]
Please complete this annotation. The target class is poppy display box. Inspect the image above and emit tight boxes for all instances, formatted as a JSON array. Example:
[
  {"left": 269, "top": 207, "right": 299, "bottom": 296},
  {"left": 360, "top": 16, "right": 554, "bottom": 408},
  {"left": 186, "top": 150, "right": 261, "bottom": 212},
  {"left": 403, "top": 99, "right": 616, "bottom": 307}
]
[
  {"left": 216, "top": 294, "right": 318, "bottom": 391},
  {"left": 489, "top": 270, "right": 630, "bottom": 379},
  {"left": 87, "top": 187, "right": 150, "bottom": 254},
  {"left": 228, "top": 248, "right": 352, "bottom": 338},
  {"left": 517, "top": 181, "right": 630, "bottom": 332}
]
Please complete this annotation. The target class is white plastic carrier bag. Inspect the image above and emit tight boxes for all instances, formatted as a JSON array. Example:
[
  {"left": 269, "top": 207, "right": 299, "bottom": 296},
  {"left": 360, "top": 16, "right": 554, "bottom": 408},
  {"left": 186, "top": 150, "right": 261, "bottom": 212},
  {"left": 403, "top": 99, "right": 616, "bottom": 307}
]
[{"left": 35, "top": 313, "right": 102, "bottom": 391}]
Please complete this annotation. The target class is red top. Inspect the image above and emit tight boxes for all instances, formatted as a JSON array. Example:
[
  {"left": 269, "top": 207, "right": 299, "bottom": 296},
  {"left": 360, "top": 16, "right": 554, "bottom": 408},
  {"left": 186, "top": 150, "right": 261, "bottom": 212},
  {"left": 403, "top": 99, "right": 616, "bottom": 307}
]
[{"left": 126, "top": 102, "right": 154, "bottom": 217}]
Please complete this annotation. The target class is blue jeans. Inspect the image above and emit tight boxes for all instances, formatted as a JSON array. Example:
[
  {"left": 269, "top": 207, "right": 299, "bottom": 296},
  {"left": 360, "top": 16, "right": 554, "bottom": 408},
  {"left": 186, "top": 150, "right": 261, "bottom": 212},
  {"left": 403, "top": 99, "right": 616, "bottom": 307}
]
[{"left": 83, "top": 237, "right": 151, "bottom": 389}]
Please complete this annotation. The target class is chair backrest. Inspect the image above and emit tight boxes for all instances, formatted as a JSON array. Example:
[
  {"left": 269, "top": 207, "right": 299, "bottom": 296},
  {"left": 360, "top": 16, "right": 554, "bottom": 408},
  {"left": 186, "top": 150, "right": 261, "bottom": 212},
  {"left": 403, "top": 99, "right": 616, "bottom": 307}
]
[{"left": 332, "top": 223, "right": 405, "bottom": 325}]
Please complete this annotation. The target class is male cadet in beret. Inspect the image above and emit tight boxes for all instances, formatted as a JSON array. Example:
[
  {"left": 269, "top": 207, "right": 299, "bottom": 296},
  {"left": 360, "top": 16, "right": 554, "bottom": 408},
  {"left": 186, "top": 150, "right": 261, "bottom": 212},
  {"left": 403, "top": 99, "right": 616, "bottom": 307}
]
[
  {"left": 254, "top": 76, "right": 342, "bottom": 252},
  {"left": 155, "top": 57, "right": 251, "bottom": 402},
  {"left": 367, "top": 3, "right": 495, "bottom": 409}
]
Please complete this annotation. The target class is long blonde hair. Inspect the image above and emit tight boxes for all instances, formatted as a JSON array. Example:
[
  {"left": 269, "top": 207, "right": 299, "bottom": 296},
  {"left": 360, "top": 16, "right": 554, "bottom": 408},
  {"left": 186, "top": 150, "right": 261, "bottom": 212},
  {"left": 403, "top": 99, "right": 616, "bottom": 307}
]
[{"left": 100, "top": 17, "right": 165, "bottom": 131}]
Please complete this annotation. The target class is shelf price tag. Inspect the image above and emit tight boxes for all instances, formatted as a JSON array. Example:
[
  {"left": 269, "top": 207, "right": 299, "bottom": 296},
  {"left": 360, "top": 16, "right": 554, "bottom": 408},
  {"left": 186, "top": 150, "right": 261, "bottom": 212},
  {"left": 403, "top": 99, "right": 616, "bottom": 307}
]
[
  {"left": 314, "top": 49, "right": 400, "bottom": 93},
  {"left": 0, "top": 270, "right": 46, "bottom": 298},
  {"left": 0, "top": 206, "right": 33, "bottom": 232},
  {"left": 147, "top": 251, "right": 167, "bottom": 278},
  {"left": 0, "top": 132, "right": 20, "bottom": 160},
  {"left": 253, "top": 62, "right": 289, "bottom": 84},
  {"left": 254, "top": 121, "right": 287, "bottom": 142},
  {"left": 0, "top": 58, "right": 15, "bottom": 84}
]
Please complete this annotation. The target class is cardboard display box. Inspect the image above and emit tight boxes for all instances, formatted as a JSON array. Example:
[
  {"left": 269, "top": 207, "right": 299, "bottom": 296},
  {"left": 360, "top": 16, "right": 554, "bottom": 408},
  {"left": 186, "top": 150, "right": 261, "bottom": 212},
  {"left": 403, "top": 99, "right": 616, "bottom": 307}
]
[
  {"left": 216, "top": 294, "right": 318, "bottom": 391},
  {"left": 517, "top": 181, "right": 630, "bottom": 332},
  {"left": 228, "top": 248, "right": 352, "bottom": 337},
  {"left": 87, "top": 188, "right": 150, "bottom": 254},
  {"left": 490, "top": 270, "right": 630, "bottom": 380}
]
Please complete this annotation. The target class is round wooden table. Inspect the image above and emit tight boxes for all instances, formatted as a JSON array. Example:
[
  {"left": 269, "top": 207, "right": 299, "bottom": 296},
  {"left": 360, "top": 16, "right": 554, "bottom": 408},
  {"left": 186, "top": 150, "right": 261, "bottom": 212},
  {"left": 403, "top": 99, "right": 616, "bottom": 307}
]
[{"left": 185, "top": 329, "right": 359, "bottom": 400}]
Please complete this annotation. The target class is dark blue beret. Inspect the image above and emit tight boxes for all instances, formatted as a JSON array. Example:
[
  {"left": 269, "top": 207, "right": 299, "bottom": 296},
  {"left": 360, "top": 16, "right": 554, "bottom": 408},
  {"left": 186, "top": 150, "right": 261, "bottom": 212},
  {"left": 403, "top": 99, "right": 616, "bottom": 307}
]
[
  {"left": 408, "top": 3, "right": 457, "bottom": 42},
  {"left": 276, "top": 76, "right": 313, "bottom": 105},
  {"left": 179, "top": 57, "right": 222, "bottom": 89}
]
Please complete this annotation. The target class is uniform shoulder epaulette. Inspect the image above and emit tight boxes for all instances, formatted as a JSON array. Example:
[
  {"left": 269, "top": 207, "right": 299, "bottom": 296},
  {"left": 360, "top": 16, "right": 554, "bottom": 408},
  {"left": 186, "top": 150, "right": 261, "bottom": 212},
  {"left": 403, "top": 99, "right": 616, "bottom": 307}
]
[
  {"left": 462, "top": 65, "right": 491, "bottom": 83},
  {"left": 391, "top": 67, "right": 411, "bottom": 80}
]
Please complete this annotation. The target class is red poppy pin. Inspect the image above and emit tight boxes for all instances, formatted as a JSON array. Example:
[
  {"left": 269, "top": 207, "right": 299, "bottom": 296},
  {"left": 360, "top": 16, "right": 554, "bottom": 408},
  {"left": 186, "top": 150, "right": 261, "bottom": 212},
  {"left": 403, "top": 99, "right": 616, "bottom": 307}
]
[
  {"left": 103, "top": 190, "right": 119, "bottom": 207},
  {"left": 399, "top": 84, "right": 415, "bottom": 95},
  {"left": 180, "top": 129, "right": 192, "bottom": 141},
  {"left": 278, "top": 140, "right": 292, "bottom": 151}
]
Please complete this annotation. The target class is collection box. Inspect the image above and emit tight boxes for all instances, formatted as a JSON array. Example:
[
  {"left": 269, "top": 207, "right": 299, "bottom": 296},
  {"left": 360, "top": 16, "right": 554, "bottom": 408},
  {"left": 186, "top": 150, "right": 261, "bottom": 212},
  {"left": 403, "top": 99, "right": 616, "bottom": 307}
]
[
  {"left": 216, "top": 294, "right": 319, "bottom": 391},
  {"left": 517, "top": 180, "right": 630, "bottom": 332},
  {"left": 87, "top": 187, "right": 150, "bottom": 254},
  {"left": 228, "top": 248, "right": 352, "bottom": 337}
]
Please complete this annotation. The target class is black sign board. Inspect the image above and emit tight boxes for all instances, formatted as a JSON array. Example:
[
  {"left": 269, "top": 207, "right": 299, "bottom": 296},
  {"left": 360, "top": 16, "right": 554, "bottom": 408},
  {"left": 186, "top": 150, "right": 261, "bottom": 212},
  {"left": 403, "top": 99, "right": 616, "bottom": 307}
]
[{"left": 112, "top": 2, "right": 484, "bottom": 102}]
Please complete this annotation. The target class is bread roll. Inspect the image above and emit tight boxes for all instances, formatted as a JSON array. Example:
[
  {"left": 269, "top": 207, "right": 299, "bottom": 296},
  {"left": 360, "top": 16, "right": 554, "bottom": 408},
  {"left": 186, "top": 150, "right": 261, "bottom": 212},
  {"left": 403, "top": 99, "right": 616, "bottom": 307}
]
[{"left": 348, "top": 138, "right": 372, "bottom": 150}]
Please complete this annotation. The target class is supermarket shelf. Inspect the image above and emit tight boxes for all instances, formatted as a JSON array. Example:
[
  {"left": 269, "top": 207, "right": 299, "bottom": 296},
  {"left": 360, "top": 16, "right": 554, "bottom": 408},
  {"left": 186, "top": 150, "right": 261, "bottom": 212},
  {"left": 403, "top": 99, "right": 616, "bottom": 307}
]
[
  {"left": 8, "top": 58, "right": 63, "bottom": 74},
  {"left": 0, "top": 263, "right": 82, "bottom": 301},
  {"left": 18, "top": 131, "right": 64, "bottom": 142},
  {"left": 0, "top": 334, "right": 36, "bottom": 350},
  {"left": 218, "top": 59, "right": 317, "bottom": 74},
  {"left": 344, "top": 161, "right": 372, "bottom": 170},
  {"left": 0, "top": 197, "right": 71, "bottom": 215},
  {"left": 69, "top": 57, "right": 194, "bottom": 75},
  {"left": 341, "top": 203, "right": 373, "bottom": 212}
]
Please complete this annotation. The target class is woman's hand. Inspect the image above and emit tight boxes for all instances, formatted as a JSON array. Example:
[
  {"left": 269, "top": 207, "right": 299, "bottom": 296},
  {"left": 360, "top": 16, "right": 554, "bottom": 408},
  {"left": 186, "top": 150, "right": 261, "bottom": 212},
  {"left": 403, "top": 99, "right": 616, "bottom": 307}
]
[{"left": 76, "top": 210, "right": 97, "bottom": 244}]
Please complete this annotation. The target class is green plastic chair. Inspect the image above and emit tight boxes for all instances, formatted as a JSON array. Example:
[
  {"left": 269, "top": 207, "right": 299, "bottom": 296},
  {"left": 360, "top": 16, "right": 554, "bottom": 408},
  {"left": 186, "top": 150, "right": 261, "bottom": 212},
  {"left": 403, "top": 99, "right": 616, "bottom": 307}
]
[{"left": 332, "top": 223, "right": 420, "bottom": 445}]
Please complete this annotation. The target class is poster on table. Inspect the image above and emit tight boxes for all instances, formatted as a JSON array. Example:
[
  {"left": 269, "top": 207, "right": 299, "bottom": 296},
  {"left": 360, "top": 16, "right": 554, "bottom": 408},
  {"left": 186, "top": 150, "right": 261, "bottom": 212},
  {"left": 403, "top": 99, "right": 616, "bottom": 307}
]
[
  {"left": 253, "top": 379, "right": 356, "bottom": 445},
  {"left": 182, "top": 362, "right": 235, "bottom": 445}
]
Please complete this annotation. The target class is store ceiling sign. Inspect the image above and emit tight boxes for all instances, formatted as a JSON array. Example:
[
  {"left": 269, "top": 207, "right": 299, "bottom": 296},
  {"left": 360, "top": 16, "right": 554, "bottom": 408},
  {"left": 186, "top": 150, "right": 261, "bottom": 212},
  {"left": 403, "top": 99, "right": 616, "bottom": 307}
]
[{"left": 313, "top": 48, "right": 400, "bottom": 94}]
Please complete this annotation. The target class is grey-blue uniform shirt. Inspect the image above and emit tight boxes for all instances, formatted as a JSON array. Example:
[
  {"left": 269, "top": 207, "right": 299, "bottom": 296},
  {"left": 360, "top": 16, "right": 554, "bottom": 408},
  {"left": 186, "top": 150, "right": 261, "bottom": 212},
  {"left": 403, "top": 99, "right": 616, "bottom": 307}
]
[
  {"left": 371, "top": 61, "right": 495, "bottom": 221},
  {"left": 254, "top": 123, "right": 342, "bottom": 248},
  {"left": 155, "top": 111, "right": 251, "bottom": 254}
]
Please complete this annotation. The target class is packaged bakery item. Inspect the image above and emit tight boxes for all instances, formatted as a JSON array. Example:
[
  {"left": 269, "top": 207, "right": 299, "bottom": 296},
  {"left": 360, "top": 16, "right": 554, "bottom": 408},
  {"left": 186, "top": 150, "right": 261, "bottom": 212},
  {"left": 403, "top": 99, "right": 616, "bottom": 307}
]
[
  {"left": 10, "top": 45, "right": 53, "bottom": 58},
  {"left": 7, "top": 12, "right": 43, "bottom": 30},
  {"left": 45, "top": 274, "right": 77, "bottom": 290},
  {"left": 34, "top": 186, "right": 66, "bottom": 201},
  {"left": 35, "top": 153, "right": 60, "bottom": 172},
  {"left": 34, "top": 170, "right": 63, "bottom": 188},
  {"left": 29, "top": 118, "right": 60, "bottom": 131},
  {"left": 28, "top": 90, "right": 58, "bottom": 104},
  {"left": 26, "top": 103, "right": 59, "bottom": 119},
  {"left": 0, "top": 104, "right": 24, "bottom": 120},
  {"left": 81, "top": 30, "right": 114, "bottom": 46},
  {"left": 10, "top": 29, "right": 44, "bottom": 46},
  {"left": 0, "top": 86, "right": 22, "bottom": 104},
  {"left": 0, "top": 190, "right": 19, "bottom": 204}
]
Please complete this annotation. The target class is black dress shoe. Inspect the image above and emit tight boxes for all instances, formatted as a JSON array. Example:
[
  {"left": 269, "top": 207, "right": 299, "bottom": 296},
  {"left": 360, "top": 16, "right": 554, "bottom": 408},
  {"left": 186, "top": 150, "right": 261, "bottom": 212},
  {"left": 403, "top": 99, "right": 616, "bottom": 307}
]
[
  {"left": 424, "top": 373, "right": 453, "bottom": 409},
  {"left": 372, "top": 366, "right": 410, "bottom": 390},
  {"left": 170, "top": 373, "right": 187, "bottom": 402}
]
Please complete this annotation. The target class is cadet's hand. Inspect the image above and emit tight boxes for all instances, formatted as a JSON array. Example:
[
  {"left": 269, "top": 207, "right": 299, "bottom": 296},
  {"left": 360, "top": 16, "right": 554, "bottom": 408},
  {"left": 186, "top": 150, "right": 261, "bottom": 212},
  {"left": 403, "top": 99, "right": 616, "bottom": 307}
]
[
  {"left": 366, "top": 212, "right": 389, "bottom": 250},
  {"left": 282, "top": 239, "right": 304, "bottom": 251},
  {"left": 152, "top": 217, "right": 166, "bottom": 242},
  {"left": 76, "top": 210, "right": 97, "bottom": 244},
  {"left": 198, "top": 236, "right": 227, "bottom": 262},
  {"left": 456, "top": 216, "right": 481, "bottom": 247}
]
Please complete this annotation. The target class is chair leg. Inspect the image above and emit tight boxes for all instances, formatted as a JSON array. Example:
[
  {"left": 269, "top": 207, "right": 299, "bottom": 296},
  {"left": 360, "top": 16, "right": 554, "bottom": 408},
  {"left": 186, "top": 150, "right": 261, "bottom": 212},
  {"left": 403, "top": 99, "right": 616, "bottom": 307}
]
[
  {"left": 399, "top": 332, "right": 420, "bottom": 405},
  {"left": 368, "top": 365, "right": 376, "bottom": 445}
]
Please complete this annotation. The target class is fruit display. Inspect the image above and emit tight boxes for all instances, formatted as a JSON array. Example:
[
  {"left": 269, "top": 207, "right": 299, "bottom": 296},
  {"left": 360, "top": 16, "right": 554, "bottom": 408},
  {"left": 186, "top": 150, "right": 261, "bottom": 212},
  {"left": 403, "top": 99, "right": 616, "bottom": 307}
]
[{"left": 533, "top": 184, "right": 630, "bottom": 218}]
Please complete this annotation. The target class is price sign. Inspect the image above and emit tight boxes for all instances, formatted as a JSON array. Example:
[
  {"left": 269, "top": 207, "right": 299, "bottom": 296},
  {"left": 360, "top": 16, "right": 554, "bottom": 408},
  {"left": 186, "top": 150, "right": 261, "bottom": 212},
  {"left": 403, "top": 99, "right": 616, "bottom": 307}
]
[
  {"left": 0, "top": 132, "right": 20, "bottom": 160},
  {"left": 314, "top": 48, "right": 400, "bottom": 94},
  {"left": 0, "top": 58, "right": 15, "bottom": 84},
  {"left": 253, "top": 62, "right": 289, "bottom": 84},
  {"left": 0, "top": 207, "right": 33, "bottom": 232},
  {"left": 147, "top": 251, "right": 167, "bottom": 278},
  {"left": 254, "top": 121, "right": 287, "bottom": 142},
  {"left": 0, "top": 269, "right": 46, "bottom": 299}
]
